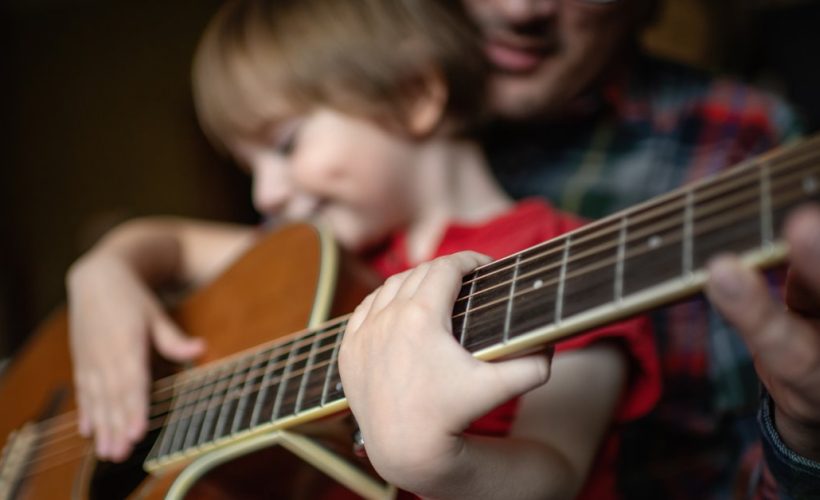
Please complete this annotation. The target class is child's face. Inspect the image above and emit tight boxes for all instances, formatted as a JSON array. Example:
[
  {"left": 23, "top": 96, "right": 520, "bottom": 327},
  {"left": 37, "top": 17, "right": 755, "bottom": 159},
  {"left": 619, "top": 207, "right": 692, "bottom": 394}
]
[{"left": 230, "top": 108, "right": 419, "bottom": 252}]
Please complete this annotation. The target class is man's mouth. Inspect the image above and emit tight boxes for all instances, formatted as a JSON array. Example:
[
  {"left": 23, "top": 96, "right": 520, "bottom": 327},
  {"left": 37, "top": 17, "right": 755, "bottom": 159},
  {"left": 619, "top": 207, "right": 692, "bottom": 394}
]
[{"left": 483, "top": 35, "right": 556, "bottom": 74}]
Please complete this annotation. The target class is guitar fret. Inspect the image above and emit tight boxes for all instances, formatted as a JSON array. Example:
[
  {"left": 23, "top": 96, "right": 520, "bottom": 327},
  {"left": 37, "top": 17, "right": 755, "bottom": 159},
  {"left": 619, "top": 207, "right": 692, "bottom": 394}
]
[
  {"left": 683, "top": 190, "right": 694, "bottom": 276},
  {"left": 503, "top": 255, "right": 521, "bottom": 343},
  {"left": 555, "top": 235, "right": 571, "bottom": 324},
  {"left": 508, "top": 244, "right": 561, "bottom": 340},
  {"left": 271, "top": 337, "right": 301, "bottom": 421},
  {"left": 761, "top": 161, "right": 774, "bottom": 245},
  {"left": 321, "top": 322, "right": 345, "bottom": 406},
  {"left": 461, "top": 260, "right": 516, "bottom": 352},
  {"left": 155, "top": 375, "right": 199, "bottom": 458},
  {"left": 693, "top": 167, "right": 762, "bottom": 269},
  {"left": 196, "top": 362, "right": 235, "bottom": 446},
  {"left": 298, "top": 325, "right": 342, "bottom": 411},
  {"left": 231, "top": 349, "right": 268, "bottom": 435},
  {"left": 623, "top": 193, "right": 686, "bottom": 296},
  {"left": 154, "top": 384, "right": 182, "bottom": 459},
  {"left": 294, "top": 331, "right": 322, "bottom": 414},
  {"left": 249, "top": 345, "right": 286, "bottom": 428},
  {"left": 182, "top": 367, "right": 222, "bottom": 450},
  {"left": 459, "top": 278, "right": 478, "bottom": 346},
  {"left": 615, "top": 216, "right": 627, "bottom": 303},
  {"left": 213, "top": 356, "right": 254, "bottom": 442}
]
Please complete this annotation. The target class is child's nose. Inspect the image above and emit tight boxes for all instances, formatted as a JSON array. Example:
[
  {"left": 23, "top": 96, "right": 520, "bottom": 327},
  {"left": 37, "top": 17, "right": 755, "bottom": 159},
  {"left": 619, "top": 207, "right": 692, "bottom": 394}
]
[{"left": 252, "top": 163, "right": 292, "bottom": 217}]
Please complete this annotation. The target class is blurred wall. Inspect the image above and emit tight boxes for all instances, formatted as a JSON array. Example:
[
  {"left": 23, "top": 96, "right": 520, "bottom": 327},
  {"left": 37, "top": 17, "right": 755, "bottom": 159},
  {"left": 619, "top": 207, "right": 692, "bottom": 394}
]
[{"left": 1, "top": 0, "right": 255, "bottom": 355}]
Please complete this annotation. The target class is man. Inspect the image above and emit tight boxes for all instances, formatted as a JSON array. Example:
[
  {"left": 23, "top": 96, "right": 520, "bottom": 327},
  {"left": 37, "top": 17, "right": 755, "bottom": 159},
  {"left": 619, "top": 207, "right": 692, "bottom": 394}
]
[{"left": 460, "top": 0, "right": 820, "bottom": 497}]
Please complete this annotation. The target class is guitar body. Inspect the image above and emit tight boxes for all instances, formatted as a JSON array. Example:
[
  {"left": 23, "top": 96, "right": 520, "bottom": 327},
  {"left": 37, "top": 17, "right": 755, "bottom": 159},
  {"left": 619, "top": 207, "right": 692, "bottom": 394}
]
[{"left": 0, "top": 223, "right": 384, "bottom": 499}]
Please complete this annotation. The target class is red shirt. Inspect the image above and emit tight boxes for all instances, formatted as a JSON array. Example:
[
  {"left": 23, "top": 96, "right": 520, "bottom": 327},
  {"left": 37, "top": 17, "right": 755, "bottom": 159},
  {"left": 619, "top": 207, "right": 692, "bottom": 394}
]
[{"left": 366, "top": 199, "right": 661, "bottom": 499}]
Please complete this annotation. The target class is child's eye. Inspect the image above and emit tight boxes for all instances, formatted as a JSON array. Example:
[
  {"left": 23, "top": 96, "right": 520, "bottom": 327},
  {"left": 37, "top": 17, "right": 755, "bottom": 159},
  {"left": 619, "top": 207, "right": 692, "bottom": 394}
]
[{"left": 274, "top": 122, "right": 300, "bottom": 157}]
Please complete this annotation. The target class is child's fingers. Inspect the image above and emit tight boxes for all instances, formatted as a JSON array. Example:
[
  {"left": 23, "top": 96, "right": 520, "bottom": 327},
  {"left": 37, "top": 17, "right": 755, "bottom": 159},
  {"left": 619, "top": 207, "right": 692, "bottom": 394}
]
[
  {"left": 369, "top": 268, "right": 416, "bottom": 313},
  {"left": 410, "top": 252, "right": 491, "bottom": 312},
  {"left": 74, "top": 373, "right": 93, "bottom": 437},
  {"left": 151, "top": 316, "right": 205, "bottom": 363},
  {"left": 457, "top": 353, "right": 552, "bottom": 423},
  {"left": 394, "top": 262, "right": 433, "bottom": 299},
  {"left": 345, "top": 290, "right": 377, "bottom": 336},
  {"left": 100, "top": 365, "right": 131, "bottom": 461},
  {"left": 86, "top": 374, "right": 111, "bottom": 458}
]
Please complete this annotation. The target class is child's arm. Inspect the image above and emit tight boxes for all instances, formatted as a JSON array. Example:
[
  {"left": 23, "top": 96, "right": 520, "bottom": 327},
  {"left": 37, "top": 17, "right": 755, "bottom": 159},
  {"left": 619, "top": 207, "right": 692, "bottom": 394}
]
[
  {"left": 66, "top": 217, "right": 255, "bottom": 462},
  {"left": 339, "top": 251, "right": 627, "bottom": 499}
]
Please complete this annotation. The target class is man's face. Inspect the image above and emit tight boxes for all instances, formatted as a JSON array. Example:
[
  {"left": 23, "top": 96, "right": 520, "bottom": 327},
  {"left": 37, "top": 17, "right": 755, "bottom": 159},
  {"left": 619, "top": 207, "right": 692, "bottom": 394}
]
[{"left": 462, "top": 0, "right": 643, "bottom": 120}]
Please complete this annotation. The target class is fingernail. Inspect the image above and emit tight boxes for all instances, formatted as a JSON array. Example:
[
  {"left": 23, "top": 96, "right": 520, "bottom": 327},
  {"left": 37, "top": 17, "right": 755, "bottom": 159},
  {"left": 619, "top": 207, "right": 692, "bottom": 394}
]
[
  {"left": 127, "top": 422, "right": 144, "bottom": 441},
  {"left": 709, "top": 259, "right": 746, "bottom": 299},
  {"left": 808, "top": 227, "right": 820, "bottom": 256}
]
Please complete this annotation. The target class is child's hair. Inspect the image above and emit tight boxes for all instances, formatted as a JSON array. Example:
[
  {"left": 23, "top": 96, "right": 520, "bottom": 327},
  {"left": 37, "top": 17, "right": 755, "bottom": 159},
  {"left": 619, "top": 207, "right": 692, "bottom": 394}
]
[{"left": 192, "top": 0, "right": 488, "bottom": 150}]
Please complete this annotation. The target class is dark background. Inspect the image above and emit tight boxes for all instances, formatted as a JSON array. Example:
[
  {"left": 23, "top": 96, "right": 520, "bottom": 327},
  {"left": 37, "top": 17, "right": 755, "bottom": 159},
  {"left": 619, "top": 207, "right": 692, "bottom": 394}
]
[{"left": 2, "top": 0, "right": 819, "bottom": 357}]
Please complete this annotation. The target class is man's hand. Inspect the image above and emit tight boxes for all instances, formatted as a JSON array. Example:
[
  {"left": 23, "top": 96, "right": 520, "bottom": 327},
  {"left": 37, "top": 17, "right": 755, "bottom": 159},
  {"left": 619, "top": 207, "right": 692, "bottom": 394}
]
[{"left": 706, "top": 204, "right": 820, "bottom": 461}]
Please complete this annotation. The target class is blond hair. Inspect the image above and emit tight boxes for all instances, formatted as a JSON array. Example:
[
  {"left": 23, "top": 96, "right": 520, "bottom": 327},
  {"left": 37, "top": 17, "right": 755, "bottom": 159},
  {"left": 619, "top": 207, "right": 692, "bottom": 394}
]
[{"left": 192, "top": 0, "right": 487, "bottom": 150}]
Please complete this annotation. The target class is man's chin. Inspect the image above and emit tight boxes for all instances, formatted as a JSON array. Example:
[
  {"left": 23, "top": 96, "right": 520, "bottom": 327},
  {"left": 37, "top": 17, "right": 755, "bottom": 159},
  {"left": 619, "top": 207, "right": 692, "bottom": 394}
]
[{"left": 488, "top": 76, "right": 565, "bottom": 121}]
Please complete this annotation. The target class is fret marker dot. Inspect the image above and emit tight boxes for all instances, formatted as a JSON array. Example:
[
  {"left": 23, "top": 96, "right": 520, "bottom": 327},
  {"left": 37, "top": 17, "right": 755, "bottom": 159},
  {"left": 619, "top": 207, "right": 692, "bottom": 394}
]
[
  {"left": 335, "top": 382, "right": 343, "bottom": 392},
  {"left": 533, "top": 279, "right": 544, "bottom": 290},
  {"left": 648, "top": 235, "right": 662, "bottom": 249},
  {"left": 804, "top": 175, "right": 818, "bottom": 194}
]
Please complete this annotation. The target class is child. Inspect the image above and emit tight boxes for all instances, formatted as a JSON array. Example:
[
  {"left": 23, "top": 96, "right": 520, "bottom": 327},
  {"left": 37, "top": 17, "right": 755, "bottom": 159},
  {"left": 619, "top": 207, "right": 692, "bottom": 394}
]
[{"left": 67, "top": 0, "right": 659, "bottom": 497}]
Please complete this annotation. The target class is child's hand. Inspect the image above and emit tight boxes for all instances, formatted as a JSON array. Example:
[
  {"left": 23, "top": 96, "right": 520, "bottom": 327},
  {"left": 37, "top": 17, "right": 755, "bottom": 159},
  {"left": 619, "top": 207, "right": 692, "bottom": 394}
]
[
  {"left": 67, "top": 252, "right": 204, "bottom": 462},
  {"left": 339, "top": 251, "right": 553, "bottom": 493}
]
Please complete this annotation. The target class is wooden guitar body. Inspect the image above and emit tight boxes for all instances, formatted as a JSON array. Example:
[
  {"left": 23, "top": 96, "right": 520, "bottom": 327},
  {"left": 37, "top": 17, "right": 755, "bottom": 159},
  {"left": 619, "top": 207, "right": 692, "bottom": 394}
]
[{"left": 0, "top": 223, "right": 388, "bottom": 499}]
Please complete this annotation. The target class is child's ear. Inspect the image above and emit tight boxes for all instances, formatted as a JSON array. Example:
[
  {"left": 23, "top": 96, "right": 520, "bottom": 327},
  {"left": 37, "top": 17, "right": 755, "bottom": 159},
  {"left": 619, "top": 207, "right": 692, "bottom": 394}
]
[{"left": 405, "top": 70, "right": 448, "bottom": 138}]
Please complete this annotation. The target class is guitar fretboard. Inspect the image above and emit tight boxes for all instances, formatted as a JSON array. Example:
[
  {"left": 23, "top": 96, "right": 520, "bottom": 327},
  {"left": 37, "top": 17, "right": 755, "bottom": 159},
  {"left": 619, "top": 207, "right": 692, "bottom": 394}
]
[{"left": 145, "top": 134, "right": 820, "bottom": 471}]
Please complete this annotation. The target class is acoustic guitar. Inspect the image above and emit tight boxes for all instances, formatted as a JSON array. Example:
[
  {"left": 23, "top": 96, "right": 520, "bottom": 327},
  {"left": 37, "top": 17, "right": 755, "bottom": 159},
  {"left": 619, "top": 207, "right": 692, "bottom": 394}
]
[{"left": 1, "top": 134, "right": 818, "bottom": 499}]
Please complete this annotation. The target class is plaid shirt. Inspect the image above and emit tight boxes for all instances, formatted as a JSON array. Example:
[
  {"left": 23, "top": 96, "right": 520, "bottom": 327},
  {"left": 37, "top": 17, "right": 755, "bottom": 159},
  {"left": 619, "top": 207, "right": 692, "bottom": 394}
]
[{"left": 483, "top": 54, "right": 810, "bottom": 499}]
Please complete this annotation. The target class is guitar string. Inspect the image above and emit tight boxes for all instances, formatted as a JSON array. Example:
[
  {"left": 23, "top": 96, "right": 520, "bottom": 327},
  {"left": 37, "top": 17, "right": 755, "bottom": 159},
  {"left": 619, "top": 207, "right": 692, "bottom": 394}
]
[
  {"left": 453, "top": 161, "right": 814, "bottom": 306},
  {"left": 16, "top": 173, "right": 818, "bottom": 475},
  {"left": 63, "top": 144, "right": 820, "bottom": 415},
  {"left": 111, "top": 147, "right": 820, "bottom": 416},
  {"left": 14, "top": 138, "right": 820, "bottom": 470},
  {"left": 12, "top": 152, "right": 820, "bottom": 464},
  {"left": 457, "top": 144, "right": 820, "bottom": 291},
  {"left": 91, "top": 145, "right": 820, "bottom": 414},
  {"left": 21, "top": 156, "right": 820, "bottom": 463}
]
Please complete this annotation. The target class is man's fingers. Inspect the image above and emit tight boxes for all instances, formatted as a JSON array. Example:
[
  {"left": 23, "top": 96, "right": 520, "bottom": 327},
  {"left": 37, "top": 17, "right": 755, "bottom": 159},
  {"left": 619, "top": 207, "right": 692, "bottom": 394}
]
[
  {"left": 785, "top": 268, "right": 820, "bottom": 317},
  {"left": 706, "top": 255, "right": 778, "bottom": 335},
  {"left": 707, "top": 255, "right": 820, "bottom": 383},
  {"left": 785, "top": 204, "right": 820, "bottom": 293}
]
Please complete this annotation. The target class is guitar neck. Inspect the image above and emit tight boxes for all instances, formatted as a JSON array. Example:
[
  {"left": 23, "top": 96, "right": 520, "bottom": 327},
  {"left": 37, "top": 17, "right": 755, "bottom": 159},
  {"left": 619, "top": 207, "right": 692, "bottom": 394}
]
[
  {"left": 453, "top": 134, "right": 819, "bottom": 357},
  {"left": 145, "top": 133, "right": 820, "bottom": 473}
]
